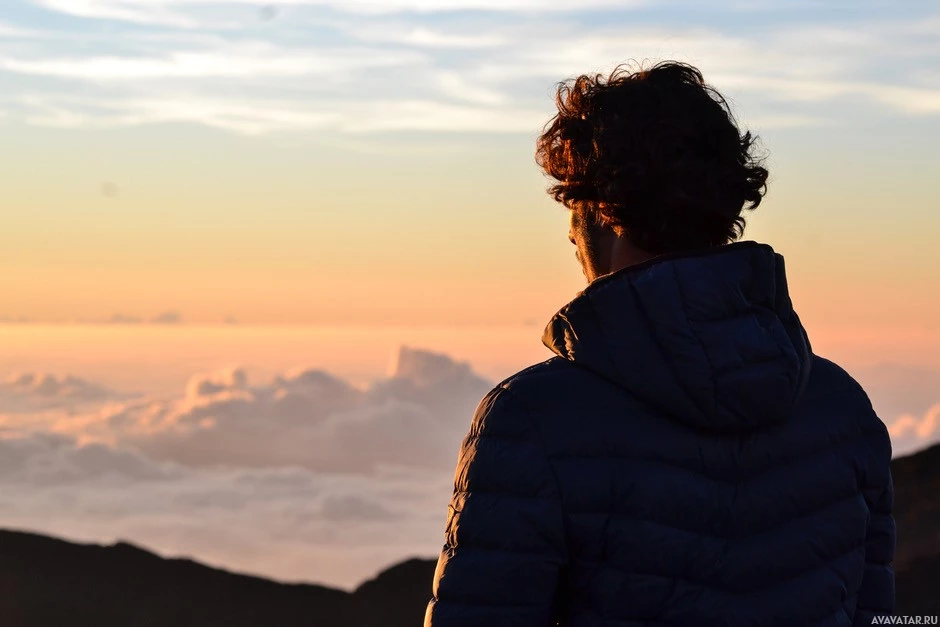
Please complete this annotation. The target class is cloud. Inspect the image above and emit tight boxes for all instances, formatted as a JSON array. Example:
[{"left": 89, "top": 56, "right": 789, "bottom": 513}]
[
  {"left": 0, "top": 24, "right": 26, "bottom": 37},
  {"left": 79, "top": 311, "right": 198, "bottom": 325},
  {"left": 0, "top": 372, "right": 129, "bottom": 413},
  {"left": 30, "top": 0, "right": 652, "bottom": 22},
  {"left": 319, "top": 493, "right": 399, "bottom": 521},
  {"left": 1, "top": 346, "right": 939, "bottom": 589},
  {"left": 847, "top": 363, "right": 940, "bottom": 457},
  {"left": 3, "top": 346, "right": 490, "bottom": 475},
  {"left": 26, "top": 0, "right": 199, "bottom": 28},
  {"left": 118, "top": 346, "right": 488, "bottom": 473},
  {"left": 351, "top": 25, "right": 506, "bottom": 49},
  {"left": 0, "top": 431, "right": 451, "bottom": 588},
  {"left": 0, "top": 45, "right": 425, "bottom": 80},
  {"left": 0, "top": 348, "right": 473, "bottom": 589},
  {"left": 12, "top": 93, "right": 544, "bottom": 135},
  {"left": 711, "top": 75, "right": 940, "bottom": 115},
  {"left": 0, "top": 349, "right": 467, "bottom": 586},
  {"left": 889, "top": 404, "right": 940, "bottom": 457},
  {"left": 150, "top": 310, "right": 183, "bottom": 324},
  {"left": 109, "top": 313, "right": 142, "bottom": 324},
  {"left": 4, "top": 350, "right": 938, "bottom": 473},
  {"left": 0, "top": 432, "right": 182, "bottom": 485},
  {"left": 2, "top": 4, "right": 937, "bottom": 134}
]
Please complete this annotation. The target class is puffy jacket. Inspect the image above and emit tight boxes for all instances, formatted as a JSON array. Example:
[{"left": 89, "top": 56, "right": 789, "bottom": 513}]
[{"left": 424, "top": 240, "right": 895, "bottom": 627}]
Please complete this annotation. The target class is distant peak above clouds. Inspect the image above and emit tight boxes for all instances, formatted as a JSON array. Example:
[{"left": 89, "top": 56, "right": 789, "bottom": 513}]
[{"left": 389, "top": 345, "right": 474, "bottom": 387}]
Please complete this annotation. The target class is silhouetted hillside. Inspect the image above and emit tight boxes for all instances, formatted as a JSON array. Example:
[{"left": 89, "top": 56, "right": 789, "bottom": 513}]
[
  {"left": 889, "top": 442, "right": 940, "bottom": 615},
  {"left": 0, "top": 529, "right": 436, "bottom": 627},
  {"left": 0, "top": 443, "right": 937, "bottom": 624},
  {"left": 890, "top": 442, "right": 940, "bottom": 571},
  {"left": 353, "top": 558, "right": 438, "bottom": 627},
  {"left": 897, "top": 554, "right": 940, "bottom": 614}
]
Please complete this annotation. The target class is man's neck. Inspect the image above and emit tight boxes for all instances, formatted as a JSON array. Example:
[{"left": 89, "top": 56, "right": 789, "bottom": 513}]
[{"left": 605, "top": 236, "right": 657, "bottom": 276}]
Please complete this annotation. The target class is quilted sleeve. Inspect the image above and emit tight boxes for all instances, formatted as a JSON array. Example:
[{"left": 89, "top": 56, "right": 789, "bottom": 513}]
[
  {"left": 424, "top": 385, "right": 568, "bottom": 627},
  {"left": 854, "top": 421, "right": 896, "bottom": 626}
]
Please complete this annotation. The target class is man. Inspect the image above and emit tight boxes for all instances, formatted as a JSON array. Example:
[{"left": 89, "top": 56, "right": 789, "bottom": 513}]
[{"left": 424, "top": 61, "right": 895, "bottom": 626}]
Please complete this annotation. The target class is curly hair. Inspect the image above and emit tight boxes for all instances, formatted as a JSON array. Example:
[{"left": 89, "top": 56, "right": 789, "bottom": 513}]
[{"left": 535, "top": 60, "right": 769, "bottom": 254}]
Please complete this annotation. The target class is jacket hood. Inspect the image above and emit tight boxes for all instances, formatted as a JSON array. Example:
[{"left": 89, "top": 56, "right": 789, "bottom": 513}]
[{"left": 542, "top": 241, "right": 813, "bottom": 431}]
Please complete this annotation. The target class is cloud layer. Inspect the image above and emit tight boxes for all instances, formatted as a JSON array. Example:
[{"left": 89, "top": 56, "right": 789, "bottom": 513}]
[
  {"left": 2, "top": 346, "right": 491, "bottom": 473},
  {"left": 0, "top": 346, "right": 487, "bottom": 588},
  {"left": 1, "top": 2, "right": 938, "bottom": 134},
  {"left": 0, "top": 346, "right": 937, "bottom": 588},
  {"left": 0, "top": 430, "right": 452, "bottom": 589}
]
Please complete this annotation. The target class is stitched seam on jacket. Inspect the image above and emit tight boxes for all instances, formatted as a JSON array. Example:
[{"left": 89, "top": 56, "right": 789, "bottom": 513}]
[
  {"left": 708, "top": 354, "right": 788, "bottom": 378},
  {"left": 548, "top": 425, "right": 874, "bottom": 486},
  {"left": 571, "top": 490, "right": 864, "bottom": 542},
  {"left": 456, "top": 404, "right": 871, "bottom": 499},
  {"left": 597, "top": 538, "right": 864, "bottom": 596}
]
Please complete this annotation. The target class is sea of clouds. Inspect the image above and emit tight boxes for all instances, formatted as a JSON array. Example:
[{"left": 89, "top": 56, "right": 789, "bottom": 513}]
[
  {"left": 0, "top": 346, "right": 937, "bottom": 589},
  {"left": 0, "top": 346, "right": 491, "bottom": 589}
]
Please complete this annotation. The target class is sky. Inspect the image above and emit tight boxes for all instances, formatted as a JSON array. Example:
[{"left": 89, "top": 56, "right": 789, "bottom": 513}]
[
  {"left": 1, "top": 0, "right": 938, "bottom": 331},
  {"left": 0, "top": 0, "right": 939, "bottom": 590}
]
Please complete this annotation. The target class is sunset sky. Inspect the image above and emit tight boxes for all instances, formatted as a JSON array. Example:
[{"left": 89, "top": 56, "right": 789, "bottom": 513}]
[
  {"left": 1, "top": 0, "right": 939, "bottom": 588},
  {"left": 1, "top": 0, "right": 938, "bottom": 332}
]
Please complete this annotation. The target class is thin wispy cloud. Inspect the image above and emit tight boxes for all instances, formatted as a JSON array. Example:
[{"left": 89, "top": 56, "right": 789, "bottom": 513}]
[
  {"left": 0, "top": 45, "right": 425, "bottom": 80},
  {"left": 0, "top": 21, "right": 40, "bottom": 37},
  {"left": 32, "top": 0, "right": 652, "bottom": 21},
  {"left": 1, "top": 1, "right": 937, "bottom": 134}
]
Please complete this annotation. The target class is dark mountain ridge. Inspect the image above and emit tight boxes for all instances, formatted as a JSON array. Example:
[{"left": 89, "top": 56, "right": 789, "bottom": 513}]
[{"left": 1, "top": 443, "right": 938, "bottom": 625}]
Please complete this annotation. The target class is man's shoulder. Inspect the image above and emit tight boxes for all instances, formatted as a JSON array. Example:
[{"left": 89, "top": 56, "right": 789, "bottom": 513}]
[
  {"left": 476, "top": 356, "right": 636, "bottom": 432},
  {"left": 490, "top": 356, "right": 597, "bottom": 403},
  {"left": 802, "top": 353, "right": 891, "bottom": 450},
  {"left": 467, "top": 357, "right": 591, "bottom": 422},
  {"left": 495, "top": 357, "right": 569, "bottom": 387},
  {"left": 803, "top": 353, "right": 870, "bottom": 403}
]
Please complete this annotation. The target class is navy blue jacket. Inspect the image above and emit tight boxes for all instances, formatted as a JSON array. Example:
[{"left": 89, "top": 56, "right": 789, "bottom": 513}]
[{"left": 425, "top": 241, "right": 895, "bottom": 627}]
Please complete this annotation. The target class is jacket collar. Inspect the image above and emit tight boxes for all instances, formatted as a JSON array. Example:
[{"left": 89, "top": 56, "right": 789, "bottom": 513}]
[{"left": 542, "top": 241, "right": 813, "bottom": 431}]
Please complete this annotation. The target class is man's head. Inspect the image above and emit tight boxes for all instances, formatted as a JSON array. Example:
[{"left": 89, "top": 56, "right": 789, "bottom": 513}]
[{"left": 536, "top": 61, "right": 769, "bottom": 282}]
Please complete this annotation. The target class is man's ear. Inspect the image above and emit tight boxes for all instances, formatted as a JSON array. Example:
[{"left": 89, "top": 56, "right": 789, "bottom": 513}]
[
  {"left": 591, "top": 206, "right": 621, "bottom": 234},
  {"left": 595, "top": 213, "right": 624, "bottom": 239}
]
